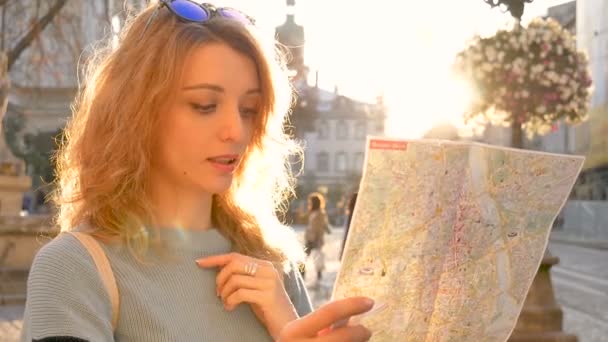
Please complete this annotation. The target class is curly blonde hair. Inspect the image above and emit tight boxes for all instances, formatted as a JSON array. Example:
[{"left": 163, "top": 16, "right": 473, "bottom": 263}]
[{"left": 52, "top": 3, "right": 303, "bottom": 266}]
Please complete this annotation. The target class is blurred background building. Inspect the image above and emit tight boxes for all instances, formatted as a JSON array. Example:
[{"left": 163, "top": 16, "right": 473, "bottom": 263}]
[{"left": 275, "top": 0, "right": 386, "bottom": 225}]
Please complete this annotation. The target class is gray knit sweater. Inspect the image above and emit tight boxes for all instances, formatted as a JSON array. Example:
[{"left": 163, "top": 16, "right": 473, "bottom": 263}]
[{"left": 20, "top": 228, "right": 312, "bottom": 341}]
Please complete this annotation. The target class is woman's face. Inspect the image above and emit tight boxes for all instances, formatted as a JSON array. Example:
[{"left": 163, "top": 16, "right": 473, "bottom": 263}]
[{"left": 154, "top": 42, "right": 261, "bottom": 195}]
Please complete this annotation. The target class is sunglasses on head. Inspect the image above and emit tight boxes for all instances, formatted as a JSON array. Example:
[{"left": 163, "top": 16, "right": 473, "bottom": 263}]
[{"left": 143, "top": 0, "right": 255, "bottom": 36}]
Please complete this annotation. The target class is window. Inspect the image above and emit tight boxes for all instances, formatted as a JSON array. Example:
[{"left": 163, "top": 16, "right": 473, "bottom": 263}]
[
  {"left": 353, "top": 152, "right": 365, "bottom": 171},
  {"left": 318, "top": 120, "right": 329, "bottom": 139},
  {"left": 335, "top": 152, "right": 347, "bottom": 172},
  {"left": 605, "top": 64, "right": 608, "bottom": 104},
  {"left": 317, "top": 152, "right": 329, "bottom": 172},
  {"left": 355, "top": 121, "right": 367, "bottom": 139},
  {"left": 336, "top": 120, "right": 348, "bottom": 139},
  {"left": 375, "top": 120, "right": 384, "bottom": 133}
]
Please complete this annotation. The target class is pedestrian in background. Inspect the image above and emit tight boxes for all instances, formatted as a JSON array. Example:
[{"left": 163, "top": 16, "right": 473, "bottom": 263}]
[
  {"left": 340, "top": 192, "right": 358, "bottom": 260},
  {"left": 304, "top": 192, "right": 331, "bottom": 281}
]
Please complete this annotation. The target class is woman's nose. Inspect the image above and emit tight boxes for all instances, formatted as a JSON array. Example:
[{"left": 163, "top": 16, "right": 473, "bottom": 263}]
[{"left": 218, "top": 105, "right": 245, "bottom": 143}]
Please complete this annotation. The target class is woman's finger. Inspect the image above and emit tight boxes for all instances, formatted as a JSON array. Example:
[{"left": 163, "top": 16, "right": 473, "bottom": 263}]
[
  {"left": 284, "top": 297, "right": 374, "bottom": 337},
  {"left": 216, "top": 258, "right": 274, "bottom": 290},
  {"left": 196, "top": 252, "right": 238, "bottom": 267},
  {"left": 220, "top": 274, "right": 272, "bottom": 301},
  {"left": 316, "top": 325, "right": 372, "bottom": 342},
  {"left": 224, "top": 288, "right": 263, "bottom": 311}
]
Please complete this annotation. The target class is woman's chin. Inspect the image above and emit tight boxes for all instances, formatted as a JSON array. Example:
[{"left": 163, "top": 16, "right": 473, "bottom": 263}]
[{"left": 198, "top": 179, "right": 233, "bottom": 195}]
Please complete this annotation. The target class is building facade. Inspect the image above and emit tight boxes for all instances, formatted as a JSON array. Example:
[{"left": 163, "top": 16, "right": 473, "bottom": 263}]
[
  {"left": 301, "top": 89, "right": 385, "bottom": 189},
  {"left": 541, "top": 0, "right": 608, "bottom": 201},
  {"left": 536, "top": 0, "right": 608, "bottom": 241}
]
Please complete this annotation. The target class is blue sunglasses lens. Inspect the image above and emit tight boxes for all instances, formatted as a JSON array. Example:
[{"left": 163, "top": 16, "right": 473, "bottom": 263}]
[
  {"left": 169, "top": 0, "right": 210, "bottom": 21},
  {"left": 217, "top": 8, "right": 251, "bottom": 24}
]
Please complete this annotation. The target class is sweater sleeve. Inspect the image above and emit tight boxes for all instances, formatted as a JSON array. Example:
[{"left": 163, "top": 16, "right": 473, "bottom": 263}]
[
  {"left": 284, "top": 262, "right": 313, "bottom": 317},
  {"left": 20, "top": 234, "right": 115, "bottom": 342}
]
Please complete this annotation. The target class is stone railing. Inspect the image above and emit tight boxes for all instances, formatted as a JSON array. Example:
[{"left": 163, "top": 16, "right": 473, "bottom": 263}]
[
  {"left": 555, "top": 200, "right": 608, "bottom": 242},
  {"left": 0, "top": 215, "right": 58, "bottom": 304}
]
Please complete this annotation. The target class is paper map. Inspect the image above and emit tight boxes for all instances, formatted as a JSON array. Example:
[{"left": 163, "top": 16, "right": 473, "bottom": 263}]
[{"left": 332, "top": 137, "right": 584, "bottom": 341}]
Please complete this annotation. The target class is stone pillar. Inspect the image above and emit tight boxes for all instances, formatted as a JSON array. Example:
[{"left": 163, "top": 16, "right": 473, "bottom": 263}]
[
  {"left": 0, "top": 175, "right": 32, "bottom": 216},
  {"left": 509, "top": 250, "right": 577, "bottom": 342},
  {"left": 0, "top": 215, "right": 56, "bottom": 304}
]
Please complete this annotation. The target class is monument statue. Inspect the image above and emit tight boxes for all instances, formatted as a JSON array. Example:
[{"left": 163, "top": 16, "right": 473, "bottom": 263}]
[{"left": 0, "top": 52, "right": 32, "bottom": 216}]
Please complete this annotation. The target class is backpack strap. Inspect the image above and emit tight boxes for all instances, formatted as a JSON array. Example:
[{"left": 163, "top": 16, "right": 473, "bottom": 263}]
[{"left": 66, "top": 231, "right": 120, "bottom": 331}]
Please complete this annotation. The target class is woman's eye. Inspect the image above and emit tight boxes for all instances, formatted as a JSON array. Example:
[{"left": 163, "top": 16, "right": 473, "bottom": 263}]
[
  {"left": 190, "top": 103, "right": 216, "bottom": 114},
  {"left": 240, "top": 108, "right": 258, "bottom": 118}
]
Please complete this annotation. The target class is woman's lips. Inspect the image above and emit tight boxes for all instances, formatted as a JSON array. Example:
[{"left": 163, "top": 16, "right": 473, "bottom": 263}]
[{"left": 207, "top": 154, "right": 239, "bottom": 173}]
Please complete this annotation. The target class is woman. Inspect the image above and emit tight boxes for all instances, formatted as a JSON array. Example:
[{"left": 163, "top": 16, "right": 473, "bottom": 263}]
[
  {"left": 20, "top": 1, "right": 371, "bottom": 341},
  {"left": 303, "top": 192, "right": 331, "bottom": 281}
]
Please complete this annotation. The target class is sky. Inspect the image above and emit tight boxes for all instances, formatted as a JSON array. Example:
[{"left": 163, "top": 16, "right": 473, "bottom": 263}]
[{"left": 218, "top": 0, "right": 574, "bottom": 138}]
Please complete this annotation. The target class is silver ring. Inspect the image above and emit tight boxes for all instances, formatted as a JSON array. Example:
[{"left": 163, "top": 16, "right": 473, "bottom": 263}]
[{"left": 245, "top": 262, "right": 258, "bottom": 277}]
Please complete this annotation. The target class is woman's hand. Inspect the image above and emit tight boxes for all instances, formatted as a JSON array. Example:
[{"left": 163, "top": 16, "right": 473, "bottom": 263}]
[
  {"left": 278, "top": 297, "right": 374, "bottom": 341},
  {"left": 196, "top": 253, "right": 297, "bottom": 339}
]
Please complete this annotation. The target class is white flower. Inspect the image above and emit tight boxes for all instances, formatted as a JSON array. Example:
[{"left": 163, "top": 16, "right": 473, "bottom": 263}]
[
  {"left": 532, "top": 64, "right": 545, "bottom": 74},
  {"left": 538, "top": 124, "right": 551, "bottom": 135},
  {"left": 537, "top": 105, "right": 546, "bottom": 114},
  {"left": 546, "top": 71, "right": 559, "bottom": 82},
  {"left": 557, "top": 45, "right": 563, "bottom": 55},
  {"left": 521, "top": 90, "right": 530, "bottom": 98},
  {"left": 481, "top": 62, "right": 493, "bottom": 72},
  {"left": 485, "top": 47, "right": 497, "bottom": 61},
  {"left": 519, "top": 35, "right": 528, "bottom": 45}
]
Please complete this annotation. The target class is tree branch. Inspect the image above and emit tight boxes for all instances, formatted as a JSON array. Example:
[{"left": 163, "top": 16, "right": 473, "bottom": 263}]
[
  {"left": 0, "top": 0, "right": 10, "bottom": 8},
  {"left": 7, "top": 0, "right": 68, "bottom": 70}
]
